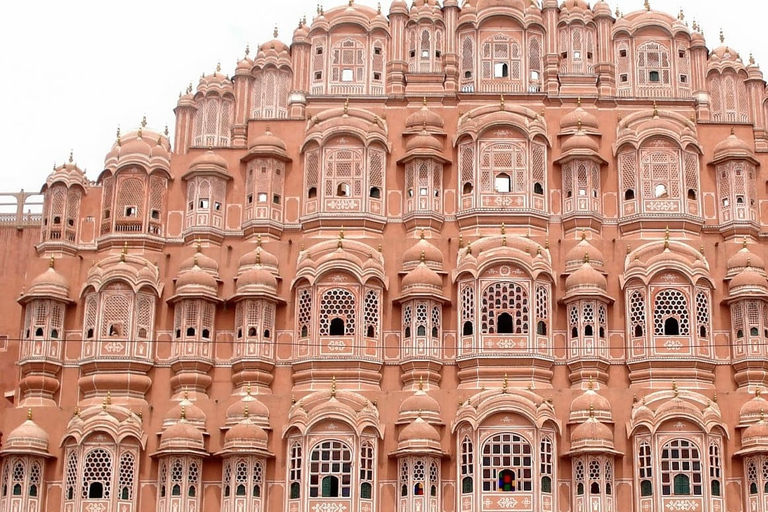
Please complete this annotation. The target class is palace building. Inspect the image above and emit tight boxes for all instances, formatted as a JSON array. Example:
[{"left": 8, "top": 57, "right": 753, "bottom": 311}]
[{"left": 2, "top": 0, "right": 768, "bottom": 511}]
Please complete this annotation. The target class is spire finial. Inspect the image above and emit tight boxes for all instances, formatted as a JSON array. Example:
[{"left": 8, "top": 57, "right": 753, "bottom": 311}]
[
  {"left": 27, "top": 408, "right": 32, "bottom": 420},
  {"left": 720, "top": 28, "right": 724, "bottom": 44},
  {"left": 337, "top": 227, "right": 344, "bottom": 249},
  {"left": 244, "top": 405, "right": 249, "bottom": 418},
  {"left": 761, "top": 408, "right": 765, "bottom": 422},
  {"left": 750, "top": 53, "right": 756, "bottom": 65},
  {"left": 331, "top": 376, "right": 337, "bottom": 397},
  {"left": 577, "top": 96, "right": 581, "bottom": 107},
  {"left": 588, "top": 376, "right": 594, "bottom": 390},
  {"left": 121, "top": 241, "right": 128, "bottom": 262},
  {"left": 107, "top": 391, "right": 111, "bottom": 405},
  {"left": 589, "top": 403, "right": 595, "bottom": 417},
  {"left": 246, "top": 383, "right": 252, "bottom": 396},
  {"left": 418, "top": 376, "right": 424, "bottom": 391},
  {"left": 343, "top": 98, "right": 349, "bottom": 115},
  {"left": 257, "top": 234, "right": 263, "bottom": 248},
  {"left": 678, "top": 7, "right": 684, "bottom": 20},
  {"left": 584, "top": 252, "right": 590, "bottom": 264},
  {"left": 467, "top": 241, "right": 472, "bottom": 255},
  {"left": 274, "top": 25, "right": 279, "bottom": 38},
  {"left": 216, "top": 61, "right": 222, "bottom": 73},
  {"left": 664, "top": 226, "right": 670, "bottom": 249},
  {"left": 653, "top": 100, "right": 659, "bottom": 117},
  {"left": 102, "top": 396, "right": 108, "bottom": 410},
  {"left": 744, "top": 236, "right": 749, "bottom": 249},
  {"left": 420, "top": 250, "right": 426, "bottom": 263},
  {"left": 758, "top": 387, "right": 763, "bottom": 398},
  {"left": 184, "top": 388, "right": 189, "bottom": 400},
  {"left": 500, "top": 95, "right": 505, "bottom": 110},
  {"left": 502, "top": 374, "right": 508, "bottom": 394},
  {"left": 69, "top": 149, "right": 74, "bottom": 163},
  {"left": 141, "top": 115, "right": 147, "bottom": 128},
  {"left": 423, "top": 96, "right": 428, "bottom": 107},
  {"left": 377, "top": 2, "right": 381, "bottom": 14},
  {"left": 180, "top": 404, "right": 186, "bottom": 420},
  {"left": 581, "top": 230, "right": 587, "bottom": 241},
  {"left": 420, "top": 228, "right": 425, "bottom": 240},
  {"left": 459, "top": 234, "right": 464, "bottom": 249},
  {"left": 627, "top": 244, "right": 631, "bottom": 255},
  {"left": 644, "top": 0, "right": 650, "bottom": 11},
  {"left": 245, "top": 43, "right": 250, "bottom": 56},
  {"left": 672, "top": 380, "right": 679, "bottom": 397},
  {"left": 49, "top": 255, "right": 55, "bottom": 269}
]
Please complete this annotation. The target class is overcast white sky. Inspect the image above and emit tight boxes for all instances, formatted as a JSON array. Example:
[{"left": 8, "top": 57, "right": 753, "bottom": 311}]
[{"left": 0, "top": 0, "right": 765, "bottom": 194}]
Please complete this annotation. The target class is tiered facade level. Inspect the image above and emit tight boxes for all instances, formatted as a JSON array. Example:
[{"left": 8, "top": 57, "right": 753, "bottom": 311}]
[{"left": 6, "top": 0, "right": 768, "bottom": 511}]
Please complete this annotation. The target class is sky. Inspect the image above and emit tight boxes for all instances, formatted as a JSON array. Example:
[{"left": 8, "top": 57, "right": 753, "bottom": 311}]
[{"left": 0, "top": 0, "right": 766, "bottom": 196}]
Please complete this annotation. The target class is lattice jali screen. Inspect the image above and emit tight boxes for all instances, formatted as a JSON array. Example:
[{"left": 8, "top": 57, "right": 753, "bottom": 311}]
[
  {"left": 363, "top": 289, "right": 380, "bottom": 338},
  {"left": 652, "top": 289, "right": 690, "bottom": 336},
  {"left": 629, "top": 289, "right": 646, "bottom": 337},
  {"left": 481, "top": 433, "right": 533, "bottom": 492},
  {"left": 480, "top": 281, "right": 530, "bottom": 334},
  {"left": 116, "top": 177, "right": 146, "bottom": 220},
  {"left": 101, "top": 177, "right": 114, "bottom": 234},
  {"left": 118, "top": 452, "right": 135, "bottom": 501},
  {"left": 100, "top": 293, "right": 132, "bottom": 340},
  {"left": 319, "top": 288, "right": 356, "bottom": 336},
  {"left": 82, "top": 448, "right": 113, "bottom": 500},
  {"left": 297, "top": 289, "right": 312, "bottom": 339}
]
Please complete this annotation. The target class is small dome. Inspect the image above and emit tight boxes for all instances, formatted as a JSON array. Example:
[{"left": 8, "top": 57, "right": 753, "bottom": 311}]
[
  {"left": 251, "top": 129, "right": 287, "bottom": 152},
  {"left": 741, "top": 392, "right": 768, "bottom": 425},
  {"left": 402, "top": 262, "right": 443, "bottom": 289},
  {"left": 239, "top": 241, "right": 280, "bottom": 273},
  {"left": 3, "top": 418, "right": 50, "bottom": 455},
  {"left": 236, "top": 55, "right": 254, "bottom": 74},
  {"left": 565, "top": 236, "right": 604, "bottom": 273},
  {"left": 258, "top": 38, "right": 290, "bottom": 56},
  {"left": 729, "top": 267, "right": 768, "bottom": 295},
  {"left": 475, "top": 0, "right": 528, "bottom": 13},
  {"left": 592, "top": 0, "right": 612, "bottom": 16},
  {"left": 176, "top": 265, "right": 218, "bottom": 291},
  {"left": 742, "top": 419, "right": 768, "bottom": 453},
  {"left": 292, "top": 22, "right": 310, "bottom": 41},
  {"left": 561, "top": 132, "right": 600, "bottom": 154},
  {"left": 570, "top": 417, "right": 615, "bottom": 449},
  {"left": 159, "top": 420, "right": 205, "bottom": 450},
  {"left": 403, "top": 236, "right": 444, "bottom": 270},
  {"left": 560, "top": 105, "right": 599, "bottom": 132},
  {"left": 45, "top": 158, "right": 88, "bottom": 190},
  {"left": 565, "top": 261, "right": 608, "bottom": 293},
  {"left": 406, "top": 131, "right": 443, "bottom": 154},
  {"left": 223, "top": 418, "right": 269, "bottom": 451},
  {"left": 399, "top": 384, "right": 441, "bottom": 424},
  {"left": 389, "top": 0, "right": 409, "bottom": 13},
  {"left": 237, "top": 266, "right": 278, "bottom": 293},
  {"left": 727, "top": 242, "right": 765, "bottom": 274},
  {"left": 405, "top": 101, "right": 445, "bottom": 131},
  {"left": 560, "top": 0, "right": 589, "bottom": 10},
  {"left": 399, "top": 417, "right": 441, "bottom": 443},
  {"left": 226, "top": 392, "right": 270, "bottom": 428},
  {"left": 189, "top": 150, "right": 228, "bottom": 173},
  {"left": 713, "top": 132, "right": 756, "bottom": 163},
  {"left": 569, "top": 385, "right": 612, "bottom": 423},
  {"left": 104, "top": 125, "right": 171, "bottom": 172},
  {"left": 165, "top": 398, "right": 207, "bottom": 428},
  {"left": 29, "top": 265, "right": 70, "bottom": 295}
]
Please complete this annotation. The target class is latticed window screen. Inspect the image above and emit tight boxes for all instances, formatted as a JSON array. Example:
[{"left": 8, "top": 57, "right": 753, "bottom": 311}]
[
  {"left": 535, "top": 284, "right": 549, "bottom": 333},
  {"left": 116, "top": 177, "right": 145, "bottom": 220},
  {"left": 588, "top": 459, "right": 601, "bottom": 494},
  {"left": 432, "top": 306, "right": 441, "bottom": 339},
  {"left": 289, "top": 443, "right": 302, "bottom": 499},
  {"left": 574, "top": 460, "right": 585, "bottom": 494},
  {"left": 540, "top": 436, "right": 553, "bottom": 492},
  {"left": 118, "top": 452, "right": 135, "bottom": 500},
  {"left": 653, "top": 289, "right": 690, "bottom": 336},
  {"left": 696, "top": 290, "right": 710, "bottom": 338},
  {"left": 194, "top": 96, "right": 233, "bottom": 147},
  {"left": 325, "top": 148, "right": 363, "bottom": 201},
  {"left": 629, "top": 290, "right": 646, "bottom": 337},
  {"left": 661, "top": 439, "right": 702, "bottom": 496},
  {"left": 309, "top": 441, "right": 352, "bottom": 498},
  {"left": 638, "top": 441, "right": 653, "bottom": 495},
  {"left": 481, "top": 282, "right": 529, "bottom": 334},
  {"left": 479, "top": 141, "right": 527, "bottom": 194},
  {"left": 605, "top": 461, "right": 613, "bottom": 495},
  {"left": 416, "top": 303, "right": 428, "bottom": 336},
  {"left": 637, "top": 41, "right": 671, "bottom": 87},
  {"left": 319, "top": 289, "right": 356, "bottom": 336},
  {"left": 251, "top": 69, "right": 290, "bottom": 119},
  {"left": 640, "top": 149, "right": 681, "bottom": 201},
  {"left": 332, "top": 39, "right": 365, "bottom": 83},
  {"left": 64, "top": 450, "right": 78, "bottom": 501},
  {"left": 461, "top": 285, "right": 474, "bottom": 327},
  {"left": 360, "top": 441, "right": 374, "bottom": 499},
  {"left": 82, "top": 448, "right": 112, "bottom": 499},
  {"left": 481, "top": 35, "right": 522, "bottom": 82},
  {"left": 461, "top": 436, "right": 474, "bottom": 493},
  {"left": 403, "top": 305, "right": 412, "bottom": 339},
  {"left": 363, "top": 289, "right": 379, "bottom": 338},
  {"left": 481, "top": 433, "right": 533, "bottom": 492},
  {"left": 709, "top": 442, "right": 722, "bottom": 496},
  {"left": 298, "top": 289, "right": 312, "bottom": 338}
]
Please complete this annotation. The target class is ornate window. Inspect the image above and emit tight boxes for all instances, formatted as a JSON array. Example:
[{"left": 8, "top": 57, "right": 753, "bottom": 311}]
[
  {"left": 184, "top": 176, "right": 226, "bottom": 232},
  {"left": 364, "top": 289, "right": 380, "bottom": 339},
  {"left": 173, "top": 299, "right": 216, "bottom": 360},
  {"left": 194, "top": 95, "right": 233, "bottom": 147},
  {"left": 21, "top": 299, "right": 65, "bottom": 360},
  {"left": 637, "top": 41, "right": 671, "bottom": 91},
  {"left": 660, "top": 439, "right": 702, "bottom": 496},
  {"left": 331, "top": 39, "right": 366, "bottom": 94},
  {"left": 461, "top": 284, "right": 475, "bottom": 337},
  {"left": 100, "top": 170, "right": 168, "bottom": 237},
  {"left": 309, "top": 441, "right": 353, "bottom": 498},
  {"left": 562, "top": 160, "right": 601, "bottom": 216},
  {"left": 83, "top": 448, "right": 112, "bottom": 499},
  {"left": 709, "top": 71, "right": 750, "bottom": 123},
  {"left": 244, "top": 157, "right": 285, "bottom": 225},
  {"left": 460, "top": 436, "right": 474, "bottom": 494},
  {"left": 221, "top": 457, "right": 266, "bottom": 512},
  {"left": 558, "top": 25, "right": 596, "bottom": 74},
  {"left": 653, "top": 289, "right": 690, "bottom": 336},
  {"left": 731, "top": 300, "right": 768, "bottom": 360},
  {"left": 638, "top": 441, "right": 653, "bottom": 496},
  {"left": 297, "top": 288, "right": 312, "bottom": 340},
  {"left": 481, "top": 433, "right": 533, "bottom": 492},
  {"left": 460, "top": 35, "right": 475, "bottom": 92},
  {"left": 716, "top": 160, "right": 758, "bottom": 225},
  {"left": 289, "top": 443, "right": 302, "bottom": 500},
  {"left": 157, "top": 457, "right": 201, "bottom": 512},
  {"left": 540, "top": 437, "right": 553, "bottom": 493},
  {"left": 403, "top": 159, "right": 444, "bottom": 216},
  {"left": 234, "top": 299, "right": 275, "bottom": 361},
  {"left": 360, "top": 442, "right": 374, "bottom": 500},
  {"left": 407, "top": 26, "right": 444, "bottom": 73},
  {"left": 319, "top": 289, "right": 356, "bottom": 336},
  {"left": 481, "top": 282, "right": 529, "bottom": 335},
  {"left": 251, "top": 68, "right": 291, "bottom": 119},
  {"left": 0, "top": 457, "right": 44, "bottom": 512}
]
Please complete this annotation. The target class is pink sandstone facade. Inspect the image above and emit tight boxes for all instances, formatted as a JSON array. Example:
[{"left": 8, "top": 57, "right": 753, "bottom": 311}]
[{"left": 5, "top": 0, "right": 768, "bottom": 511}]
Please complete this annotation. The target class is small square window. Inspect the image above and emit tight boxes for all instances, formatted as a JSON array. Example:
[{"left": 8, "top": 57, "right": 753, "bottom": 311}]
[
  {"left": 680, "top": 74, "right": 688, "bottom": 83},
  {"left": 649, "top": 71, "right": 660, "bottom": 82},
  {"left": 573, "top": 50, "right": 581, "bottom": 59},
  {"left": 151, "top": 209, "right": 160, "bottom": 220},
  {"left": 435, "top": 51, "right": 441, "bottom": 58},
  {"left": 316, "top": 47, "right": 323, "bottom": 55},
  {"left": 620, "top": 74, "right": 628, "bottom": 83},
  {"left": 530, "top": 70, "right": 540, "bottom": 80},
  {"left": 199, "top": 198, "right": 209, "bottom": 209},
  {"left": 188, "top": 201, "right": 194, "bottom": 211},
  {"left": 420, "top": 188, "right": 428, "bottom": 196},
  {"left": 619, "top": 49, "right": 627, "bottom": 57},
  {"left": 273, "top": 194, "right": 281, "bottom": 204},
  {"left": 125, "top": 206, "right": 137, "bottom": 217},
  {"left": 257, "top": 193, "right": 268, "bottom": 203},
  {"left": 261, "top": 166, "right": 267, "bottom": 173},
  {"left": 495, "top": 174, "right": 511, "bottom": 193},
  {"left": 247, "top": 194, "right": 253, "bottom": 204},
  {"left": 410, "top": 50, "right": 416, "bottom": 58},
  {"left": 678, "top": 49, "right": 686, "bottom": 58},
  {"left": 373, "top": 72, "right": 381, "bottom": 81},
  {"left": 374, "top": 47, "right": 382, "bottom": 55},
  {"left": 341, "top": 69, "right": 354, "bottom": 82},
  {"left": 315, "top": 71, "right": 322, "bottom": 81},
  {"left": 421, "top": 49, "right": 429, "bottom": 58},
  {"left": 214, "top": 202, "right": 222, "bottom": 211},
  {"left": 494, "top": 62, "right": 508, "bottom": 78}
]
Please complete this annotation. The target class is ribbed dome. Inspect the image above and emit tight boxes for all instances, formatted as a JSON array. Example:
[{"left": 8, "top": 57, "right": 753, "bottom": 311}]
[
  {"left": 740, "top": 392, "right": 768, "bottom": 425},
  {"left": 399, "top": 416, "right": 441, "bottom": 443},
  {"left": 402, "top": 262, "right": 443, "bottom": 289},
  {"left": 104, "top": 125, "right": 171, "bottom": 171},
  {"left": 2, "top": 418, "right": 50, "bottom": 456},
  {"left": 165, "top": 398, "right": 207, "bottom": 429},
  {"left": 406, "top": 132, "right": 443, "bottom": 153},
  {"left": 729, "top": 267, "right": 768, "bottom": 294},
  {"left": 475, "top": 0, "right": 527, "bottom": 12},
  {"left": 728, "top": 243, "right": 765, "bottom": 274},
  {"left": 561, "top": 0, "right": 589, "bottom": 10},
  {"left": 159, "top": 420, "right": 205, "bottom": 450},
  {"left": 405, "top": 101, "right": 445, "bottom": 131},
  {"left": 223, "top": 418, "right": 269, "bottom": 451},
  {"left": 29, "top": 266, "right": 70, "bottom": 295},
  {"left": 176, "top": 264, "right": 218, "bottom": 291},
  {"left": 399, "top": 384, "right": 442, "bottom": 424},
  {"left": 741, "top": 420, "right": 768, "bottom": 454},
  {"left": 237, "top": 265, "right": 278, "bottom": 292},
  {"left": 561, "top": 132, "right": 600, "bottom": 154},
  {"left": 403, "top": 236, "right": 444, "bottom": 270},
  {"left": 569, "top": 386, "right": 612, "bottom": 423},
  {"left": 251, "top": 129, "right": 287, "bottom": 152},
  {"left": 560, "top": 105, "right": 599, "bottom": 132},
  {"left": 565, "top": 236, "right": 604, "bottom": 273},
  {"left": 570, "top": 417, "right": 615, "bottom": 449},
  {"left": 565, "top": 261, "right": 608, "bottom": 293},
  {"left": 239, "top": 241, "right": 280, "bottom": 273},
  {"left": 189, "top": 150, "right": 228, "bottom": 173},
  {"left": 713, "top": 133, "right": 756, "bottom": 162},
  {"left": 226, "top": 391, "right": 270, "bottom": 429}
]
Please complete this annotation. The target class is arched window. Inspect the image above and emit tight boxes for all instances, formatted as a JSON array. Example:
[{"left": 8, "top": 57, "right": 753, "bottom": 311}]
[
  {"left": 639, "top": 441, "right": 653, "bottom": 496},
  {"left": 653, "top": 290, "right": 689, "bottom": 336},
  {"left": 289, "top": 443, "right": 302, "bottom": 499},
  {"left": 83, "top": 449, "right": 112, "bottom": 500},
  {"left": 630, "top": 290, "right": 646, "bottom": 337},
  {"left": 481, "top": 282, "right": 529, "bottom": 334},
  {"left": 309, "top": 441, "right": 352, "bottom": 498},
  {"left": 661, "top": 439, "right": 702, "bottom": 496},
  {"left": 481, "top": 433, "right": 532, "bottom": 492},
  {"left": 461, "top": 436, "right": 474, "bottom": 494},
  {"left": 319, "top": 289, "right": 355, "bottom": 336},
  {"left": 360, "top": 441, "right": 374, "bottom": 500}
]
